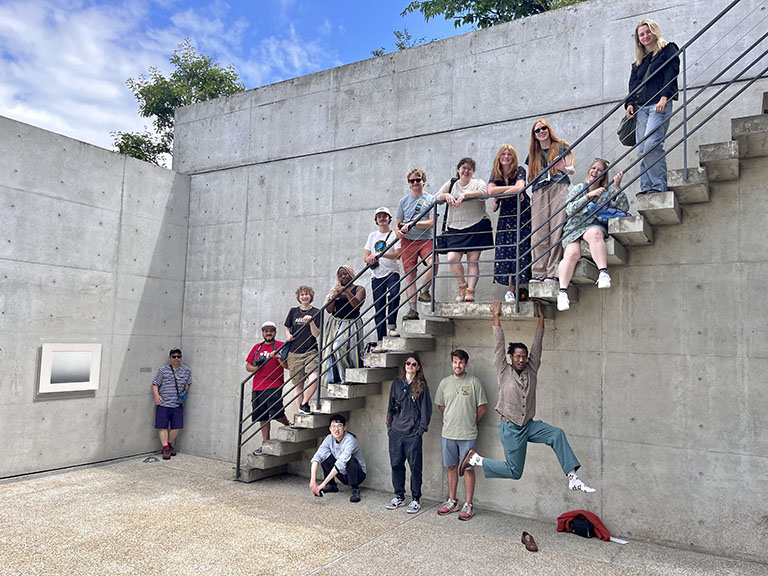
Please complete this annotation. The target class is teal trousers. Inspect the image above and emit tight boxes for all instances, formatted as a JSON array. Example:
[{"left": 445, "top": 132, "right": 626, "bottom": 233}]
[{"left": 483, "top": 418, "right": 580, "bottom": 480}]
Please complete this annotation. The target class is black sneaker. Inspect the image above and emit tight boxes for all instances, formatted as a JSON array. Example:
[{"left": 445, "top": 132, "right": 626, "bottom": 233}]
[
  {"left": 324, "top": 483, "right": 339, "bottom": 493},
  {"left": 350, "top": 488, "right": 361, "bottom": 503},
  {"left": 299, "top": 403, "right": 312, "bottom": 415}
]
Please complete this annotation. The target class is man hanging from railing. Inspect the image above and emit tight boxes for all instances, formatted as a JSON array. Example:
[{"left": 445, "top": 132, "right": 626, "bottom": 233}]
[
  {"left": 395, "top": 168, "right": 438, "bottom": 321},
  {"left": 309, "top": 414, "right": 367, "bottom": 503},
  {"left": 459, "top": 301, "right": 596, "bottom": 495},
  {"left": 245, "top": 321, "right": 290, "bottom": 455}
]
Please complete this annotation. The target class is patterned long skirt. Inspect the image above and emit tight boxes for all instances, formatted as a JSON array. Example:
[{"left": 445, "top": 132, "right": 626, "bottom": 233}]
[
  {"left": 320, "top": 315, "right": 364, "bottom": 386},
  {"left": 494, "top": 195, "right": 532, "bottom": 287}
]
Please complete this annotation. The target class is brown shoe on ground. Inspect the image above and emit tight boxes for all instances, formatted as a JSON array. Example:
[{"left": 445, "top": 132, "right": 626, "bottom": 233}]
[
  {"left": 521, "top": 531, "right": 538, "bottom": 552},
  {"left": 459, "top": 448, "right": 475, "bottom": 477}
]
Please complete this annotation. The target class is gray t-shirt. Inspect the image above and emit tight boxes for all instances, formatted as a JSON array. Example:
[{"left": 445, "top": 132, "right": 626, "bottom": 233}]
[{"left": 396, "top": 192, "right": 436, "bottom": 241}]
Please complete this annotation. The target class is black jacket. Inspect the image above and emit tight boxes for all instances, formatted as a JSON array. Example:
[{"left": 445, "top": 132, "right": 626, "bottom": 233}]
[
  {"left": 387, "top": 378, "right": 432, "bottom": 437},
  {"left": 626, "top": 42, "right": 680, "bottom": 109}
]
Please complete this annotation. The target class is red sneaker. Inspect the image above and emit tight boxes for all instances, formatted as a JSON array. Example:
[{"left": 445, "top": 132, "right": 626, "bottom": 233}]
[
  {"left": 162, "top": 445, "right": 171, "bottom": 460},
  {"left": 169, "top": 444, "right": 177, "bottom": 456}
]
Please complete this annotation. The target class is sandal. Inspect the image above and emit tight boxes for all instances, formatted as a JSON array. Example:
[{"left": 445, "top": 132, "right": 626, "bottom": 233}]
[
  {"left": 464, "top": 289, "right": 475, "bottom": 302},
  {"left": 455, "top": 282, "right": 468, "bottom": 303}
]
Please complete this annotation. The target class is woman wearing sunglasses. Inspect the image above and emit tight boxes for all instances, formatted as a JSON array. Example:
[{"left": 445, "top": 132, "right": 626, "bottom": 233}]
[
  {"left": 557, "top": 159, "right": 628, "bottom": 311},
  {"left": 437, "top": 157, "right": 493, "bottom": 303},
  {"left": 385, "top": 353, "right": 432, "bottom": 514},
  {"left": 526, "top": 119, "right": 574, "bottom": 282}
]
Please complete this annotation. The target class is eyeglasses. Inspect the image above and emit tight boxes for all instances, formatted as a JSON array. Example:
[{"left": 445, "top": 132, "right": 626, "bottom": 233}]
[
  {"left": 170, "top": 355, "right": 182, "bottom": 359},
  {"left": 408, "top": 178, "right": 422, "bottom": 184},
  {"left": 330, "top": 423, "right": 345, "bottom": 430},
  {"left": 534, "top": 126, "right": 549, "bottom": 134},
  {"left": 405, "top": 361, "right": 419, "bottom": 367}
]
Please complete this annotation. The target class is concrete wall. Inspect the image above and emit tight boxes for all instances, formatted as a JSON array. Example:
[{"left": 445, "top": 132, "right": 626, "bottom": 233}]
[
  {"left": 0, "top": 116, "right": 190, "bottom": 477},
  {"left": 171, "top": 0, "right": 768, "bottom": 560}
]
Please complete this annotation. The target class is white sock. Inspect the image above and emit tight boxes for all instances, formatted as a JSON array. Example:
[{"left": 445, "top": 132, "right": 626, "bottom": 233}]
[{"left": 469, "top": 453, "right": 483, "bottom": 467}]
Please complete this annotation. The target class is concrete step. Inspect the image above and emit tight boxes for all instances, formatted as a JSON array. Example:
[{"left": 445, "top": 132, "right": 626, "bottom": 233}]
[
  {"left": 312, "top": 396, "right": 366, "bottom": 414},
  {"left": 581, "top": 236, "right": 628, "bottom": 266},
  {"left": 293, "top": 411, "right": 349, "bottom": 429},
  {"left": 529, "top": 281, "right": 578, "bottom": 305},
  {"left": 668, "top": 167, "right": 710, "bottom": 204},
  {"left": 402, "top": 317, "right": 455, "bottom": 336},
  {"left": 275, "top": 424, "right": 328, "bottom": 443},
  {"left": 247, "top": 451, "right": 302, "bottom": 470},
  {"left": 261, "top": 438, "right": 318, "bottom": 456},
  {"left": 636, "top": 191, "right": 681, "bottom": 225},
  {"left": 364, "top": 351, "right": 411, "bottom": 368},
  {"left": 345, "top": 366, "right": 399, "bottom": 383},
  {"left": 699, "top": 141, "right": 739, "bottom": 182},
  {"left": 381, "top": 335, "right": 435, "bottom": 352},
  {"left": 235, "top": 464, "right": 288, "bottom": 483},
  {"left": 732, "top": 113, "right": 768, "bottom": 158},
  {"left": 608, "top": 215, "right": 654, "bottom": 246},
  {"left": 571, "top": 259, "right": 598, "bottom": 285},
  {"left": 327, "top": 381, "right": 382, "bottom": 399},
  {"left": 762, "top": 91, "right": 768, "bottom": 114},
  {"left": 423, "top": 300, "right": 543, "bottom": 320}
]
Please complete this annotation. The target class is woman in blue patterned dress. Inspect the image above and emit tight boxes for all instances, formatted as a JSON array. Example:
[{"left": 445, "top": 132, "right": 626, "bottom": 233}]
[
  {"left": 488, "top": 145, "right": 531, "bottom": 303},
  {"left": 557, "top": 159, "right": 628, "bottom": 311}
]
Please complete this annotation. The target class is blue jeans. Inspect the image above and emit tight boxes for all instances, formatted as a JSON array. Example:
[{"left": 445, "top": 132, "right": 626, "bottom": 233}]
[
  {"left": 636, "top": 102, "right": 674, "bottom": 192},
  {"left": 371, "top": 272, "right": 400, "bottom": 340},
  {"left": 482, "top": 419, "right": 580, "bottom": 480}
]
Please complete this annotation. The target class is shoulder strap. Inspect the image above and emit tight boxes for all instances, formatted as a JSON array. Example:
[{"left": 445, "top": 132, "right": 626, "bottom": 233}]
[{"left": 442, "top": 178, "right": 460, "bottom": 233}]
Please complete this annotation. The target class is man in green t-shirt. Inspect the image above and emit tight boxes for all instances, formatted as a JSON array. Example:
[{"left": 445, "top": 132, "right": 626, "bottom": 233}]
[{"left": 433, "top": 349, "right": 487, "bottom": 520}]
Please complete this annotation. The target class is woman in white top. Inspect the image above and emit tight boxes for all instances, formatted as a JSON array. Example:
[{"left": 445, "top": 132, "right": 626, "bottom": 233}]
[{"left": 437, "top": 157, "right": 493, "bottom": 303}]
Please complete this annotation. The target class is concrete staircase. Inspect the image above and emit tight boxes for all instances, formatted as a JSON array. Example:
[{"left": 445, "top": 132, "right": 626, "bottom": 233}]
[
  {"left": 236, "top": 318, "right": 454, "bottom": 482},
  {"left": 526, "top": 93, "right": 768, "bottom": 307},
  {"left": 237, "top": 92, "right": 768, "bottom": 482}
]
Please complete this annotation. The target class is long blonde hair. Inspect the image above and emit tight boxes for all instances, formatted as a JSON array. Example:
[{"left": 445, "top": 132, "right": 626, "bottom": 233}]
[
  {"left": 527, "top": 119, "right": 573, "bottom": 181},
  {"left": 490, "top": 144, "right": 519, "bottom": 182},
  {"left": 634, "top": 19, "right": 669, "bottom": 65}
]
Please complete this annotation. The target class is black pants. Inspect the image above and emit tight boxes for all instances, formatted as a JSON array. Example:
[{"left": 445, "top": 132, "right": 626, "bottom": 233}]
[
  {"left": 321, "top": 454, "right": 366, "bottom": 488},
  {"left": 388, "top": 430, "right": 423, "bottom": 501}
]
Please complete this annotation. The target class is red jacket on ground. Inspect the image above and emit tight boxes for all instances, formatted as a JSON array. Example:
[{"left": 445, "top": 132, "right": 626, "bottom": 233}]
[{"left": 557, "top": 509, "right": 610, "bottom": 542}]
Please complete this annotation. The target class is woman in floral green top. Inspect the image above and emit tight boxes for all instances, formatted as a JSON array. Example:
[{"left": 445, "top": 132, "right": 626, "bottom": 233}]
[{"left": 557, "top": 159, "right": 628, "bottom": 311}]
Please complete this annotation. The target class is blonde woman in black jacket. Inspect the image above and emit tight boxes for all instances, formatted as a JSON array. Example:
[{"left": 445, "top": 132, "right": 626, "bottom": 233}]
[{"left": 625, "top": 19, "right": 680, "bottom": 195}]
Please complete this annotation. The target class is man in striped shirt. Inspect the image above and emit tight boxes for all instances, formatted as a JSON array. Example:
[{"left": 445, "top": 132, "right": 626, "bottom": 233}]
[{"left": 152, "top": 348, "right": 191, "bottom": 460}]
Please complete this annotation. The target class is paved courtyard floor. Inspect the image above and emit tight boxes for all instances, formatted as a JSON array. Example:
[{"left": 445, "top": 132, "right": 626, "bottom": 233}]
[{"left": 1, "top": 454, "right": 764, "bottom": 576}]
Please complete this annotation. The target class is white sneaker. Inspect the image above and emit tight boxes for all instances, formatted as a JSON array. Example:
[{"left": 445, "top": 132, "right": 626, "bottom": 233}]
[
  {"left": 568, "top": 473, "right": 596, "bottom": 493},
  {"left": 557, "top": 291, "right": 570, "bottom": 311},
  {"left": 386, "top": 496, "right": 406, "bottom": 510},
  {"left": 406, "top": 500, "right": 422, "bottom": 514},
  {"left": 504, "top": 290, "right": 516, "bottom": 303},
  {"left": 387, "top": 328, "right": 400, "bottom": 337},
  {"left": 596, "top": 270, "right": 611, "bottom": 289}
]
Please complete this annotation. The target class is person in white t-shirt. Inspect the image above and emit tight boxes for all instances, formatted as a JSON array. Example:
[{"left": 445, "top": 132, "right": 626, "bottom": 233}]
[{"left": 364, "top": 207, "right": 402, "bottom": 340}]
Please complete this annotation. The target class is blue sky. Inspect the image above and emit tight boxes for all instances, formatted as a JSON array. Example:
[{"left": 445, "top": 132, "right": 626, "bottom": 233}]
[{"left": 0, "top": 0, "right": 472, "bottom": 150}]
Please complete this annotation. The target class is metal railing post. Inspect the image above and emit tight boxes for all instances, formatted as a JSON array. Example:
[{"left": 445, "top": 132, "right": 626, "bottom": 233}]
[
  {"left": 683, "top": 49, "right": 689, "bottom": 181},
  {"left": 235, "top": 374, "right": 247, "bottom": 479}
]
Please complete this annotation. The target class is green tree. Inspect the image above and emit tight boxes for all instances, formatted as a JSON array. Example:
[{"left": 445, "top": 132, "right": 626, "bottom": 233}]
[
  {"left": 113, "top": 39, "right": 246, "bottom": 165},
  {"left": 401, "top": 0, "right": 585, "bottom": 29},
  {"left": 371, "top": 27, "right": 434, "bottom": 57}
]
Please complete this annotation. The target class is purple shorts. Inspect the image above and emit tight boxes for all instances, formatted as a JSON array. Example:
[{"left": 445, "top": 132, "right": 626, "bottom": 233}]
[{"left": 155, "top": 405, "right": 184, "bottom": 430}]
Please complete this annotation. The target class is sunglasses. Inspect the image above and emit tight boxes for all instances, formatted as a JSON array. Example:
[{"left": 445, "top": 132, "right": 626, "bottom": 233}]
[
  {"left": 170, "top": 355, "right": 182, "bottom": 359},
  {"left": 405, "top": 361, "right": 419, "bottom": 367},
  {"left": 408, "top": 178, "right": 423, "bottom": 184},
  {"left": 534, "top": 126, "right": 549, "bottom": 134}
]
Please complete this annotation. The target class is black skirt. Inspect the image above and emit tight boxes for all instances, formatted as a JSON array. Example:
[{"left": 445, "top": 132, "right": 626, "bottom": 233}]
[{"left": 443, "top": 217, "right": 494, "bottom": 253}]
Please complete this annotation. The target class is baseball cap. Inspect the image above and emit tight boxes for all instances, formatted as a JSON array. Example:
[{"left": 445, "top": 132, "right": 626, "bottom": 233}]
[
  {"left": 261, "top": 321, "right": 277, "bottom": 329},
  {"left": 374, "top": 206, "right": 392, "bottom": 221}
]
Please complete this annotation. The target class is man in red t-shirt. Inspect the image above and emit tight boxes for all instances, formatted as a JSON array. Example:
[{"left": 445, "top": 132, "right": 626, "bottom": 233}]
[{"left": 246, "top": 321, "right": 290, "bottom": 455}]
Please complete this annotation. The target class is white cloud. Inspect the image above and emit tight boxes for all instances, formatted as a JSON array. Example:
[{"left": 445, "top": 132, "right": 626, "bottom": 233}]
[{"left": 0, "top": 0, "right": 344, "bottom": 151}]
